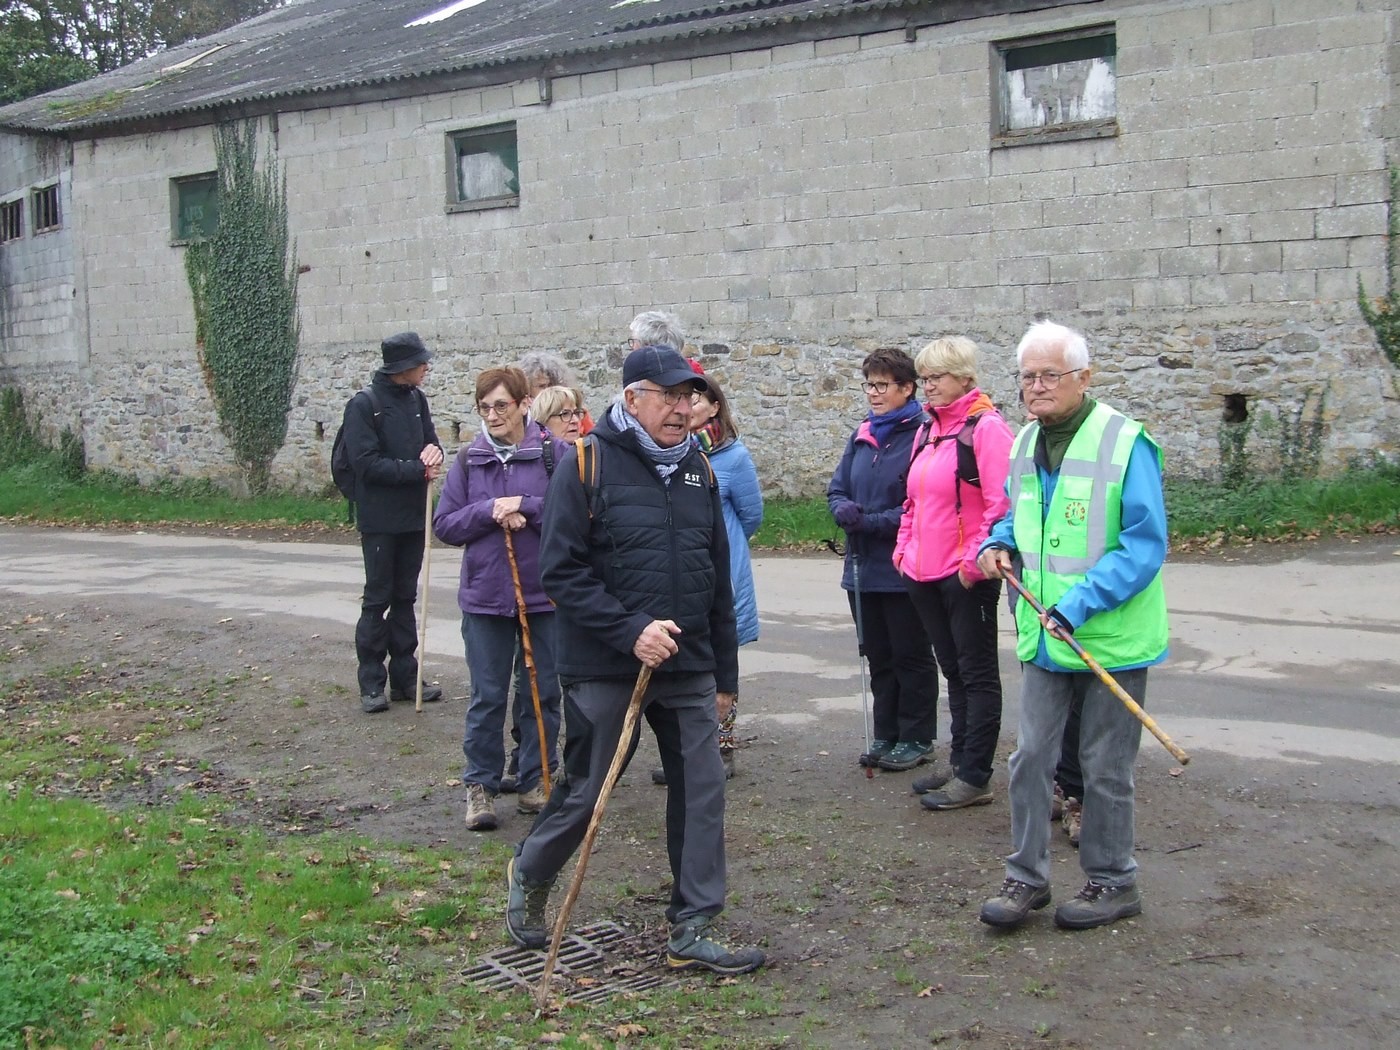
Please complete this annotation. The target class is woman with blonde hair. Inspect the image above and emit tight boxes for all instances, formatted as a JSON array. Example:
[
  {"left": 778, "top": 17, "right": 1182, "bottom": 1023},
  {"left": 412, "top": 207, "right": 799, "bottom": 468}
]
[
  {"left": 894, "top": 336, "right": 1014, "bottom": 810},
  {"left": 529, "top": 385, "right": 587, "bottom": 444}
]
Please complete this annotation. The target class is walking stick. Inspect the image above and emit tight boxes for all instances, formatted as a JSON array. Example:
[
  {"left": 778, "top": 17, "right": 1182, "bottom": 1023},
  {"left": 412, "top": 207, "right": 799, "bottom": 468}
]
[
  {"left": 503, "top": 529, "right": 551, "bottom": 796},
  {"left": 1001, "top": 568, "right": 1190, "bottom": 766},
  {"left": 535, "top": 664, "right": 652, "bottom": 1007},
  {"left": 851, "top": 553, "right": 875, "bottom": 779},
  {"left": 415, "top": 478, "right": 435, "bottom": 713}
]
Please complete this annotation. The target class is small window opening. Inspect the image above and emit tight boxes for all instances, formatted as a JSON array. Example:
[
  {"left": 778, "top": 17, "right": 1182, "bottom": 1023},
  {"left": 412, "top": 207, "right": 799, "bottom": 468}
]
[
  {"left": 315, "top": 421, "right": 325, "bottom": 441},
  {"left": 452, "top": 421, "right": 463, "bottom": 443},
  {"left": 31, "top": 184, "right": 60, "bottom": 233},
  {"left": 1222, "top": 393, "right": 1248, "bottom": 424},
  {"left": 0, "top": 199, "right": 22, "bottom": 242}
]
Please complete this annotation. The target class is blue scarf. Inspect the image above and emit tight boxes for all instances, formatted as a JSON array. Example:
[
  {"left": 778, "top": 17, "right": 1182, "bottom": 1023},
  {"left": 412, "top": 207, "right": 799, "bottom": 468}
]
[{"left": 867, "top": 399, "right": 923, "bottom": 447}]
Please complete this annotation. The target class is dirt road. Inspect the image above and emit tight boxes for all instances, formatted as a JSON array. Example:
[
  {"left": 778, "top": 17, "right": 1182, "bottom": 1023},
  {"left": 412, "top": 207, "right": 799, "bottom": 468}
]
[{"left": 2, "top": 526, "right": 1397, "bottom": 1048}]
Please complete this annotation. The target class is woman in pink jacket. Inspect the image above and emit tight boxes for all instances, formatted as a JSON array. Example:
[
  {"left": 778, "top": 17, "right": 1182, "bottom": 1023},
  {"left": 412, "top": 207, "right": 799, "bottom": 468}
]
[{"left": 894, "top": 337, "right": 1014, "bottom": 812}]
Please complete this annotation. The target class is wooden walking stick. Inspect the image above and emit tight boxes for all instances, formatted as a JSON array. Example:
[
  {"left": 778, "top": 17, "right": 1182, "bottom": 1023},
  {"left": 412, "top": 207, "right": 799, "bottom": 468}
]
[
  {"left": 503, "top": 529, "right": 551, "bottom": 796},
  {"left": 1002, "top": 567, "right": 1190, "bottom": 766},
  {"left": 535, "top": 664, "right": 652, "bottom": 1007},
  {"left": 415, "top": 478, "right": 436, "bottom": 713}
]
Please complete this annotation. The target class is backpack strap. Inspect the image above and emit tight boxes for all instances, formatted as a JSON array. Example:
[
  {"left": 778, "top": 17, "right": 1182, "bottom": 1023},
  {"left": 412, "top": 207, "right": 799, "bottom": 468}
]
[{"left": 574, "top": 435, "right": 601, "bottom": 518}]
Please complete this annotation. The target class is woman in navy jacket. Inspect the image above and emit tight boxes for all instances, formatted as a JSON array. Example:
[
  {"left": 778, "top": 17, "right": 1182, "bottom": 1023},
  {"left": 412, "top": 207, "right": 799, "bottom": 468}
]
[{"left": 827, "top": 348, "right": 939, "bottom": 775}]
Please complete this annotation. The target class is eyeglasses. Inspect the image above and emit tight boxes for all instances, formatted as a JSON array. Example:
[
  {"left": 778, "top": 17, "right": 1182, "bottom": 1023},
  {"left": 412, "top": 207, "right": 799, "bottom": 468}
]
[
  {"left": 1018, "top": 369, "right": 1084, "bottom": 390},
  {"left": 860, "top": 381, "right": 892, "bottom": 394},
  {"left": 634, "top": 385, "right": 690, "bottom": 406},
  {"left": 476, "top": 399, "right": 518, "bottom": 417},
  {"left": 548, "top": 408, "right": 584, "bottom": 421},
  {"left": 918, "top": 372, "right": 953, "bottom": 384}
]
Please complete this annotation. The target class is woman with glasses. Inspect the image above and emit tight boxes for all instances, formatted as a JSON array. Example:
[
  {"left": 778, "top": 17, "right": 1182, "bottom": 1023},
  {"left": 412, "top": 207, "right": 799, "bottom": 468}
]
[
  {"left": 433, "top": 367, "right": 567, "bottom": 832},
  {"left": 649, "top": 375, "right": 763, "bottom": 783},
  {"left": 827, "top": 348, "right": 940, "bottom": 775},
  {"left": 893, "top": 337, "right": 1014, "bottom": 811},
  {"left": 529, "top": 385, "right": 587, "bottom": 444}
]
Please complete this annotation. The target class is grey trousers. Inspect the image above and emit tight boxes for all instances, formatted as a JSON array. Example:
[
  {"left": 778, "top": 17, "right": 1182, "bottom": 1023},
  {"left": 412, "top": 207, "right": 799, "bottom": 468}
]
[
  {"left": 1005, "top": 662, "right": 1148, "bottom": 890},
  {"left": 515, "top": 672, "right": 727, "bottom": 925}
]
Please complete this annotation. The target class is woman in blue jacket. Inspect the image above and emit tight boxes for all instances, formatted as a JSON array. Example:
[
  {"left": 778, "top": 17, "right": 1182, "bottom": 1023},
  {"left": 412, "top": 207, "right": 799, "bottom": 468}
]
[
  {"left": 433, "top": 366, "right": 566, "bottom": 832},
  {"left": 827, "top": 348, "right": 940, "bottom": 774}
]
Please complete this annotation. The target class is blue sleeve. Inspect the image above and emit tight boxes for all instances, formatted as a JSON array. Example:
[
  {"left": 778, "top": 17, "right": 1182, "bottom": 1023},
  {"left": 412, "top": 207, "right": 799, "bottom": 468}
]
[
  {"left": 728, "top": 446, "right": 764, "bottom": 539},
  {"left": 827, "top": 434, "right": 857, "bottom": 511},
  {"left": 1054, "top": 433, "right": 1167, "bottom": 630},
  {"left": 980, "top": 476, "right": 1017, "bottom": 554}
]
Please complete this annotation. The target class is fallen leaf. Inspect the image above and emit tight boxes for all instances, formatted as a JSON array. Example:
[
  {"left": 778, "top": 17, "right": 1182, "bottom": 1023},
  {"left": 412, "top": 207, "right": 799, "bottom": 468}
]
[{"left": 615, "top": 1023, "right": 647, "bottom": 1037}]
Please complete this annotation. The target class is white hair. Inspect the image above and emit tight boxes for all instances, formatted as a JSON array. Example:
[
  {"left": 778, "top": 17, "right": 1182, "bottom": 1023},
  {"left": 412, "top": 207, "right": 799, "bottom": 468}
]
[
  {"left": 1015, "top": 321, "right": 1090, "bottom": 370},
  {"left": 629, "top": 310, "right": 685, "bottom": 351}
]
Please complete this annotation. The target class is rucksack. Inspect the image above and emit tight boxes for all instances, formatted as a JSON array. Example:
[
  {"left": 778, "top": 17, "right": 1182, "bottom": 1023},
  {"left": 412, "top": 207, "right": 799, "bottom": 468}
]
[
  {"left": 911, "top": 412, "right": 984, "bottom": 513},
  {"left": 330, "top": 387, "right": 385, "bottom": 503},
  {"left": 572, "top": 434, "right": 715, "bottom": 519}
]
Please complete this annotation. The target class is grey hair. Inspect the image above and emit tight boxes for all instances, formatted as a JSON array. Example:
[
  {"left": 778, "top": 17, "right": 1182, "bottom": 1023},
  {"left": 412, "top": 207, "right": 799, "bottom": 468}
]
[
  {"left": 629, "top": 310, "right": 685, "bottom": 351},
  {"left": 517, "top": 351, "right": 576, "bottom": 387},
  {"left": 1015, "top": 321, "right": 1090, "bottom": 370}
]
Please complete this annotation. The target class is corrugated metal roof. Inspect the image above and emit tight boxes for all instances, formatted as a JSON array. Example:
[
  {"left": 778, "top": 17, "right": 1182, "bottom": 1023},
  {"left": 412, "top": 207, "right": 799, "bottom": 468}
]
[{"left": 0, "top": 0, "right": 1076, "bottom": 134}]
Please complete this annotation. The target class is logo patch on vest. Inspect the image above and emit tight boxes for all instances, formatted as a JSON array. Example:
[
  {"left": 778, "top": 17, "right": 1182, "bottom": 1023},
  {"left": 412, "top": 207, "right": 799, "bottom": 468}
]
[
  {"left": 683, "top": 471, "right": 704, "bottom": 487},
  {"left": 1063, "top": 500, "right": 1088, "bottom": 526}
]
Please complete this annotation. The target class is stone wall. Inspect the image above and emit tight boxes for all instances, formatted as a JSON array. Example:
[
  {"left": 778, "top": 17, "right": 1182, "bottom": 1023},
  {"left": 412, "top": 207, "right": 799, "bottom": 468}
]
[{"left": 2, "top": 0, "right": 1398, "bottom": 496}]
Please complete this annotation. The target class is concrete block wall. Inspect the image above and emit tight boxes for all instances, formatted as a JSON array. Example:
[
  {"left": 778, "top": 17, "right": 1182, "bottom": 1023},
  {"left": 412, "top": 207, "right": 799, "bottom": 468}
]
[{"left": 2, "top": 0, "right": 1398, "bottom": 494}]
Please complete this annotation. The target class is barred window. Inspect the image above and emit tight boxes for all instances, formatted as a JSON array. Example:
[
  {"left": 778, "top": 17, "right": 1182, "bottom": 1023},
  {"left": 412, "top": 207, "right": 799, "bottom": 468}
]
[
  {"left": 31, "top": 183, "right": 60, "bottom": 232},
  {"left": 0, "top": 199, "right": 21, "bottom": 242}
]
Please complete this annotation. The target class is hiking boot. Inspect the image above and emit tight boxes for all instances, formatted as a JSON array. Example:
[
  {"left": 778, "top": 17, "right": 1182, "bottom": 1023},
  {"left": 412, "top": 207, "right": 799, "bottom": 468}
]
[
  {"left": 389, "top": 684, "right": 443, "bottom": 703},
  {"left": 505, "top": 856, "right": 553, "bottom": 949},
  {"left": 464, "top": 783, "right": 498, "bottom": 831},
  {"left": 666, "top": 919, "right": 765, "bottom": 975},
  {"left": 911, "top": 761, "right": 955, "bottom": 795},
  {"left": 360, "top": 692, "right": 388, "bottom": 714},
  {"left": 517, "top": 783, "right": 548, "bottom": 814},
  {"left": 1053, "top": 881, "right": 1142, "bottom": 930},
  {"left": 859, "top": 738, "right": 895, "bottom": 768},
  {"left": 500, "top": 750, "right": 520, "bottom": 793},
  {"left": 979, "top": 877, "right": 1052, "bottom": 928},
  {"left": 877, "top": 741, "right": 934, "bottom": 772},
  {"left": 1051, "top": 784, "right": 1065, "bottom": 821},
  {"left": 920, "top": 778, "right": 994, "bottom": 811},
  {"left": 1061, "top": 796, "right": 1082, "bottom": 847},
  {"left": 652, "top": 753, "right": 734, "bottom": 786},
  {"left": 650, "top": 766, "right": 668, "bottom": 785}
]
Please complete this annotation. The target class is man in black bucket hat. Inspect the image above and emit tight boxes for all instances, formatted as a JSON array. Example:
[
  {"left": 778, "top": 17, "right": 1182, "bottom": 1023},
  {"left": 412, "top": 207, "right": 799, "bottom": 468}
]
[{"left": 341, "top": 332, "right": 446, "bottom": 713}]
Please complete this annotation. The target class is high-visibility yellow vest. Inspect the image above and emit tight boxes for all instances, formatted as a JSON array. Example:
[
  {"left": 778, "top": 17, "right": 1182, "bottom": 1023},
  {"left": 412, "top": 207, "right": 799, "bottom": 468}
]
[{"left": 1009, "top": 402, "right": 1168, "bottom": 669}]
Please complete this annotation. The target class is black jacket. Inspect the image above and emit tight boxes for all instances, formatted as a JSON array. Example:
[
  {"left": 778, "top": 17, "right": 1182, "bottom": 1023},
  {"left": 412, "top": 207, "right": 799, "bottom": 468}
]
[
  {"left": 343, "top": 370, "right": 441, "bottom": 534},
  {"left": 539, "top": 412, "right": 739, "bottom": 692}
]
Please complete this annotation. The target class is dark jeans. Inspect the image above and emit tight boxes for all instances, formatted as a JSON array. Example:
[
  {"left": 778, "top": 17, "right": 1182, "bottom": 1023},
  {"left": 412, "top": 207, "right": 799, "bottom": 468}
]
[
  {"left": 1055, "top": 701, "right": 1084, "bottom": 799},
  {"left": 904, "top": 574, "right": 1004, "bottom": 788},
  {"left": 848, "top": 589, "right": 939, "bottom": 744},
  {"left": 355, "top": 530, "right": 424, "bottom": 696}
]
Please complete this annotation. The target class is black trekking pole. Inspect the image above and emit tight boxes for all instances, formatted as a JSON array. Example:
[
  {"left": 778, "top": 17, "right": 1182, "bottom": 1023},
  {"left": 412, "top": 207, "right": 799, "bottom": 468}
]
[{"left": 851, "top": 542, "right": 875, "bottom": 780}]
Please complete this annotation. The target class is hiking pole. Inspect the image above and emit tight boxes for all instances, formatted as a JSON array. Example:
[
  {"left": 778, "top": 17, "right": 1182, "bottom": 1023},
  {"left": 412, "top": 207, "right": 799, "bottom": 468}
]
[
  {"left": 1001, "top": 568, "right": 1190, "bottom": 766},
  {"left": 535, "top": 663, "right": 652, "bottom": 1007},
  {"left": 851, "top": 553, "right": 875, "bottom": 779},
  {"left": 503, "top": 529, "right": 551, "bottom": 797},
  {"left": 415, "top": 477, "right": 436, "bottom": 713}
]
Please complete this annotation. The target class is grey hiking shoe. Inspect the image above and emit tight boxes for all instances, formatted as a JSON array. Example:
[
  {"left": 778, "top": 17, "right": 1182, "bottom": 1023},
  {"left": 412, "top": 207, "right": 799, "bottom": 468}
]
[
  {"left": 979, "top": 877, "right": 1052, "bottom": 928},
  {"left": 505, "top": 856, "right": 553, "bottom": 949},
  {"left": 666, "top": 919, "right": 765, "bottom": 975},
  {"left": 360, "top": 692, "right": 388, "bottom": 714},
  {"left": 464, "top": 783, "right": 498, "bottom": 831},
  {"left": 877, "top": 740, "right": 934, "bottom": 771},
  {"left": 1054, "top": 881, "right": 1141, "bottom": 930},
  {"left": 911, "top": 761, "right": 955, "bottom": 795},
  {"left": 920, "top": 778, "right": 994, "bottom": 811}
]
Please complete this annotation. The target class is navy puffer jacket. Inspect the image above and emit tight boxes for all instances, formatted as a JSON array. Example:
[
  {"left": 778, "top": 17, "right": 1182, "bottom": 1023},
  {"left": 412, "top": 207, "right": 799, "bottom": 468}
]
[{"left": 538, "top": 412, "right": 739, "bottom": 693}]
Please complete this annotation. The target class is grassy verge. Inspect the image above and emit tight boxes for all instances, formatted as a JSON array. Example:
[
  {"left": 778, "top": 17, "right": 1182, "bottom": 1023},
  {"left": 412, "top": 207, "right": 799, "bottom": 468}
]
[{"left": 0, "top": 648, "right": 783, "bottom": 1049}]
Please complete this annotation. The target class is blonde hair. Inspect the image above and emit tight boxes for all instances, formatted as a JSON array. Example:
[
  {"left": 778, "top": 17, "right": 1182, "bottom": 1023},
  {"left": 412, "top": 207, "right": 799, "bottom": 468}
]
[
  {"left": 527, "top": 385, "right": 579, "bottom": 424},
  {"left": 915, "top": 336, "right": 979, "bottom": 383}
]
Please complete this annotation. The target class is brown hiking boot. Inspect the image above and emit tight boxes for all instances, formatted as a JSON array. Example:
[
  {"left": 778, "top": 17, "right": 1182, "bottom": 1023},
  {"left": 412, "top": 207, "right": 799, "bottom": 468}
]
[
  {"left": 1061, "top": 796, "right": 1082, "bottom": 847},
  {"left": 464, "top": 783, "right": 498, "bottom": 831}
]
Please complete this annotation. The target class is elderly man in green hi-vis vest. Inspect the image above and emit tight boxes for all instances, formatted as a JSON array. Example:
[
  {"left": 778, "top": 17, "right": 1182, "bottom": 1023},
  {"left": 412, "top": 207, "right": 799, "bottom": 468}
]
[{"left": 975, "top": 320, "right": 1169, "bottom": 932}]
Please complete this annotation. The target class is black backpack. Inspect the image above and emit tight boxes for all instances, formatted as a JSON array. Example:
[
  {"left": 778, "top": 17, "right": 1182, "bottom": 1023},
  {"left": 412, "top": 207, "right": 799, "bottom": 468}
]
[
  {"left": 911, "top": 412, "right": 984, "bottom": 513},
  {"left": 330, "top": 386, "right": 385, "bottom": 503}
]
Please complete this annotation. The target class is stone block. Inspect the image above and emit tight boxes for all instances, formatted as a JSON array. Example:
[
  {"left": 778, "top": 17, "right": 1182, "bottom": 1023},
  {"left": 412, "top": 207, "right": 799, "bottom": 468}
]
[
  {"left": 1316, "top": 203, "right": 1385, "bottom": 239},
  {"left": 1220, "top": 242, "right": 1283, "bottom": 274},
  {"left": 1252, "top": 22, "right": 1319, "bottom": 59},
  {"left": 1161, "top": 246, "right": 1220, "bottom": 278}
]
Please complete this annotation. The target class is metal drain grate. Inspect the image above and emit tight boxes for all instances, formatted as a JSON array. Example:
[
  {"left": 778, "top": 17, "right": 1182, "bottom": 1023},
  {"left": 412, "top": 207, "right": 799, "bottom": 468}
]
[{"left": 464, "top": 920, "right": 678, "bottom": 1003}]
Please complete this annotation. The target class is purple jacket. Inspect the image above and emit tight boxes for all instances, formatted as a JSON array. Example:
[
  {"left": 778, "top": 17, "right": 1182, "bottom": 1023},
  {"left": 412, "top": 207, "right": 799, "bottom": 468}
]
[{"left": 432, "top": 423, "right": 565, "bottom": 616}]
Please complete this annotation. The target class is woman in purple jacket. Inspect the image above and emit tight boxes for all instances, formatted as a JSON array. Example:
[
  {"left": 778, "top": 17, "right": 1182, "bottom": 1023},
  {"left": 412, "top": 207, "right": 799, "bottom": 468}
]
[{"left": 433, "top": 367, "right": 567, "bottom": 833}]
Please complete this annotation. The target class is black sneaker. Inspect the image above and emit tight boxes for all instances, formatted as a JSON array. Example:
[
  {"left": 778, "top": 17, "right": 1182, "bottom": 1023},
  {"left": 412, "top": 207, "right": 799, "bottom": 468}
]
[
  {"left": 1053, "top": 881, "right": 1141, "bottom": 930},
  {"left": 666, "top": 919, "right": 764, "bottom": 975},
  {"left": 858, "top": 738, "right": 895, "bottom": 767},
  {"left": 360, "top": 692, "right": 388, "bottom": 713},
  {"left": 505, "top": 857, "right": 553, "bottom": 949},
  {"left": 389, "top": 684, "right": 443, "bottom": 703},
  {"left": 979, "top": 877, "right": 1052, "bottom": 928}
]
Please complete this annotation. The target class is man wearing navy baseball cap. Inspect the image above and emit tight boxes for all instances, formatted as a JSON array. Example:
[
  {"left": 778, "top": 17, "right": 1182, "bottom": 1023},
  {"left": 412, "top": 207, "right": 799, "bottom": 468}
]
[{"left": 505, "top": 322, "right": 763, "bottom": 976}]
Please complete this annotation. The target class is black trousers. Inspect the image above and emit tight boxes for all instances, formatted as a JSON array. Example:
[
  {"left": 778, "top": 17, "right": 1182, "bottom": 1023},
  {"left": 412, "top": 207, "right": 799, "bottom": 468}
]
[
  {"left": 355, "top": 530, "right": 425, "bottom": 696},
  {"left": 848, "top": 589, "right": 939, "bottom": 745},
  {"left": 904, "top": 574, "right": 1004, "bottom": 788}
]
